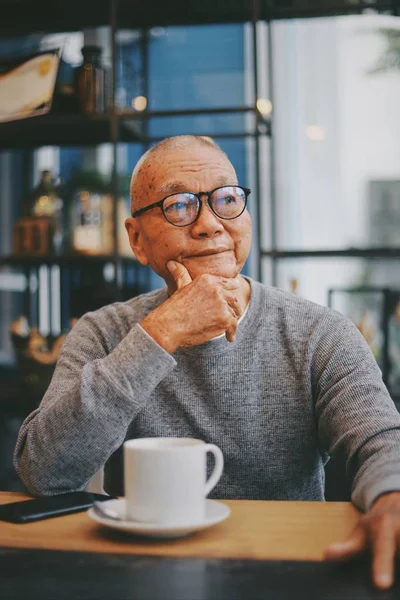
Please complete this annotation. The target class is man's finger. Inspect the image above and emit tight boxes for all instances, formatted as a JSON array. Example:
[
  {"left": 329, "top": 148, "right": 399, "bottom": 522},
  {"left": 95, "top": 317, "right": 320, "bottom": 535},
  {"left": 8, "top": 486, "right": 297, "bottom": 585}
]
[
  {"left": 324, "top": 526, "right": 366, "bottom": 561},
  {"left": 219, "top": 277, "right": 240, "bottom": 291},
  {"left": 226, "top": 294, "right": 242, "bottom": 319},
  {"left": 225, "top": 328, "right": 236, "bottom": 343},
  {"left": 167, "top": 260, "right": 192, "bottom": 290},
  {"left": 225, "top": 315, "right": 238, "bottom": 343},
  {"left": 371, "top": 518, "right": 397, "bottom": 589}
]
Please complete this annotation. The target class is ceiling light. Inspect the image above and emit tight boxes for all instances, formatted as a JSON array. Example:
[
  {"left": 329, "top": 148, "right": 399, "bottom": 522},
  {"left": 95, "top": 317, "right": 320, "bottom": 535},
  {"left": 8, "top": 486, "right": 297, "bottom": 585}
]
[
  {"left": 256, "top": 98, "right": 273, "bottom": 116},
  {"left": 132, "top": 96, "right": 147, "bottom": 111},
  {"left": 306, "top": 125, "right": 326, "bottom": 141}
]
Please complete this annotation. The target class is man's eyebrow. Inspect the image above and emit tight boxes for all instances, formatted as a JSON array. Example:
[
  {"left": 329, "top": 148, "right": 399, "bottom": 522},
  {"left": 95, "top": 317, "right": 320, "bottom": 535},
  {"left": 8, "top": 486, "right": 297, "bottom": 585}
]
[
  {"left": 158, "top": 182, "right": 190, "bottom": 195},
  {"left": 158, "top": 177, "right": 235, "bottom": 196}
]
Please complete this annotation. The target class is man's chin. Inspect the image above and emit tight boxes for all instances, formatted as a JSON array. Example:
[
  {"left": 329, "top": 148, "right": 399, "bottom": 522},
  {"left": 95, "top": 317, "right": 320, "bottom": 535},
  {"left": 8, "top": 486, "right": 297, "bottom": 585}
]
[{"left": 185, "top": 263, "right": 240, "bottom": 280}]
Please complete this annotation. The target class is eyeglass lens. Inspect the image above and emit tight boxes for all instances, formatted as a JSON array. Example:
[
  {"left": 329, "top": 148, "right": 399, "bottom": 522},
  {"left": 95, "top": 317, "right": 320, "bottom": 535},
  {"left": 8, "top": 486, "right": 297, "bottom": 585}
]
[{"left": 163, "top": 186, "right": 246, "bottom": 226}]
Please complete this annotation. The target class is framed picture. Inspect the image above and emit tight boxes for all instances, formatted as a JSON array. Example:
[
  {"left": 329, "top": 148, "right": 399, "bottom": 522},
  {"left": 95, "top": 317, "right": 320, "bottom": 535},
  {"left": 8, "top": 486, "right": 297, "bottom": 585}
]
[{"left": 0, "top": 49, "right": 60, "bottom": 123}]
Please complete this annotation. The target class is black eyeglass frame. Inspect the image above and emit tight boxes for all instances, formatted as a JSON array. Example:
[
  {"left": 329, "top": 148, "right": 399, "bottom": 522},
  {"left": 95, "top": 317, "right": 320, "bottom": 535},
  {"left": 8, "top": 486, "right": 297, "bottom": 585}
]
[{"left": 132, "top": 185, "right": 251, "bottom": 227}]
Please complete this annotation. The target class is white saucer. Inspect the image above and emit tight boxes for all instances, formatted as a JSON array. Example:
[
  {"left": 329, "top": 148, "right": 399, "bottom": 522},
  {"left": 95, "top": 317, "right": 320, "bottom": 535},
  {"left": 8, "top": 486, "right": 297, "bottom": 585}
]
[{"left": 88, "top": 499, "right": 230, "bottom": 539}]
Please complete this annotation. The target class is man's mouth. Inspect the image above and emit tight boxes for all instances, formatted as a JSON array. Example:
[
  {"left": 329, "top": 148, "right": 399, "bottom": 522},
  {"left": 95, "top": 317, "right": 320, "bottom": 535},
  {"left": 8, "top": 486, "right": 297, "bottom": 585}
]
[{"left": 184, "top": 248, "right": 230, "bottom": 259}]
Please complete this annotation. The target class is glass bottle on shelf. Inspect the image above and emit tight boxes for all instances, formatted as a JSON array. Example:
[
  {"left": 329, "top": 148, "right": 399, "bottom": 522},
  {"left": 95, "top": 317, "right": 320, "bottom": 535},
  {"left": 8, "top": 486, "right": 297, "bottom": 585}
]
[
  {"left": 69, "top": 174, "right": 113, "bottom": 256},
  {"left": 75, "top": 45, "right": 106, "bottom": 115},
  {"left": 53, "top": 57, "right": 79, "bottom": 115},
  {"left": 23, "top": 170, "right": 65, "bottom": 254}
]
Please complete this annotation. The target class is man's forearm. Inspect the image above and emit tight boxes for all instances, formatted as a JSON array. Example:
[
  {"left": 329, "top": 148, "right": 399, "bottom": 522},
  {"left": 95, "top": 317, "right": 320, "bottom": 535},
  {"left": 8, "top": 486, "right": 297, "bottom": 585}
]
[
  {"left": 350, "top": 428, "right": 400, "bottom": 511},
  {"left": 14, "top": 323, "right": 176, "bottom": 496}
]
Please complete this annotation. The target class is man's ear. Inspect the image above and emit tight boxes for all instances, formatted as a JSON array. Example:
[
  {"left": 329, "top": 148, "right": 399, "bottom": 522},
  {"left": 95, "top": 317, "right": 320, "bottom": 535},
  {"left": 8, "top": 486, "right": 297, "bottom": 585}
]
[{"left": 125, "top": 218, "right": 150, "bottom": 266}]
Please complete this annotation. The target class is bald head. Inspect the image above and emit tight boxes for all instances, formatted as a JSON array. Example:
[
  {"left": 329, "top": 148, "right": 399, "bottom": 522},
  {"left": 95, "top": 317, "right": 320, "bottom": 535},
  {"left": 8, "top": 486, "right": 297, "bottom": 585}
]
[{"left": 129, "top": 135, "right": 230, "bottom": 215}]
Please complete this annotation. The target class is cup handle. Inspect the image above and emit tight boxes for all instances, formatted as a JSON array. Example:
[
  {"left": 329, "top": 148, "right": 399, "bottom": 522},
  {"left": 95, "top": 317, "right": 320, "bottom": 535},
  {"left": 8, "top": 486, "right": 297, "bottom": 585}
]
[{"left": 204, "top": 444, "right": 224, "bottom": 496}]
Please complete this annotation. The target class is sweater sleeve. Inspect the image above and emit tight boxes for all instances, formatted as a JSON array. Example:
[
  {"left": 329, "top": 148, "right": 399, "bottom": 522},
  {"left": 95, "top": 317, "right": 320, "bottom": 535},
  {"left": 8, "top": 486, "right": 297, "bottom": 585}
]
[
  {"left": 14, "top": 313, "right": 176, "bottom": 496},
  {"left": 311, "top": 312, "right": 400, "bottom": 511}
]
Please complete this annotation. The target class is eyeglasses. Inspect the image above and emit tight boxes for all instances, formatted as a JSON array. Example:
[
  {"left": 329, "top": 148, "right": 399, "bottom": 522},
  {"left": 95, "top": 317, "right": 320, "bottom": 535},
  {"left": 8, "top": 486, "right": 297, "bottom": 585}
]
[{"left": 132, "top": 185, "right": 251, "bottom": 227}]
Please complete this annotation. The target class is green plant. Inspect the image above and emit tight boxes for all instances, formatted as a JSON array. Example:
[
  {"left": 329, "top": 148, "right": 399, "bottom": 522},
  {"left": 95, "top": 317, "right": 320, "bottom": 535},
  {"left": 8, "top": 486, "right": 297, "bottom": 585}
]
[{"left": 368, "top": 28, "right": 400, "bottom": 74}]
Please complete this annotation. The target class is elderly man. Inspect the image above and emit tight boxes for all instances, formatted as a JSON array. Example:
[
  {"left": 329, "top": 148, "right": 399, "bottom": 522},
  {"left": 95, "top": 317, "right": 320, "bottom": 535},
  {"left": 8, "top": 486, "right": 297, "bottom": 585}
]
[{"left": 14, "top": 135, "right": 400, "bottom": 588}]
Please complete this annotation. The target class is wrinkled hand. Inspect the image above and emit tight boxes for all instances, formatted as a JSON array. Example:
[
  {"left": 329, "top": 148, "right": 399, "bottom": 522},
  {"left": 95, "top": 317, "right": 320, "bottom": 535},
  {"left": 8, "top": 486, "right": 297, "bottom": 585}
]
[
  {"left": 324, "top": 491, "right": 400, "bottom": 589},
  {"left": 140, "top": 260, "right": 242, "bottom": 353}
]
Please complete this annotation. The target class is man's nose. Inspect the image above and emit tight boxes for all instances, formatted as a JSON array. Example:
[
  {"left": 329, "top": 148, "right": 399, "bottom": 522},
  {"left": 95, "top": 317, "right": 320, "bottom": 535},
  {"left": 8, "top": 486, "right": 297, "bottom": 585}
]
[{"left": 191, "top": 201, "right": 224, "bottom": 238}]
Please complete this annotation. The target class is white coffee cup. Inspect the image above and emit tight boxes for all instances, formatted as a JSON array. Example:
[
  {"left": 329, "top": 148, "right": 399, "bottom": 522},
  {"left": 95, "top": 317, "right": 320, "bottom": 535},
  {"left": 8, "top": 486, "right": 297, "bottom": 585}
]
[{"left": 123, "top": 437, "right": 224, "bottom": 525}]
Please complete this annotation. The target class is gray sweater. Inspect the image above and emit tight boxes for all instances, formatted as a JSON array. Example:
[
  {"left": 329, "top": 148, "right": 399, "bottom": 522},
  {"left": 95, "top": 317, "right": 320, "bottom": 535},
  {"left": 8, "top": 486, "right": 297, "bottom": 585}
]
[{"left": 14, "top": 278, "right": 400, "bottom": 510}]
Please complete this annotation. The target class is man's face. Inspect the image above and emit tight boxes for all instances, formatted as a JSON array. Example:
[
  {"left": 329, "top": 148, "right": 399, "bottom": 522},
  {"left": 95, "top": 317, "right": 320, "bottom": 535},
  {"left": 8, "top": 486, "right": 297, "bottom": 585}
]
[{"left": 126, "top": 144, "right": 252, "bottom": 292}]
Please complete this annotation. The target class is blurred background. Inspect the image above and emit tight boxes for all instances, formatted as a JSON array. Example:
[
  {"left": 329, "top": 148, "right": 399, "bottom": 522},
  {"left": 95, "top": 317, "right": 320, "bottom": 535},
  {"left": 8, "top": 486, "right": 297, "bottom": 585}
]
[{"left": 0, "top": 0, "right": 399, "bottom": 492}]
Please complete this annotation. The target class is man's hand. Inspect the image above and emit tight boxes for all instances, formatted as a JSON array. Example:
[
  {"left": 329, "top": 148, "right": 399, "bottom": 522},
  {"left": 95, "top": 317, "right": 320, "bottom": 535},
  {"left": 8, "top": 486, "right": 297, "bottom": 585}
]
[
  {"left": 324, "top": 491, "right": 400, "bottom": 589},
  {"left": 140, "top": 260, "right": 242, "bottom": 353}
]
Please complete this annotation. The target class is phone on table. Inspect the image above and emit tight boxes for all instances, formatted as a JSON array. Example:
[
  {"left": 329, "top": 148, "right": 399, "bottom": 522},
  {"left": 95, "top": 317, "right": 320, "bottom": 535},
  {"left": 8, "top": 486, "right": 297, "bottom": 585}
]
[{"left": 0, "top": 491, "right": 117, "bottom": 523}]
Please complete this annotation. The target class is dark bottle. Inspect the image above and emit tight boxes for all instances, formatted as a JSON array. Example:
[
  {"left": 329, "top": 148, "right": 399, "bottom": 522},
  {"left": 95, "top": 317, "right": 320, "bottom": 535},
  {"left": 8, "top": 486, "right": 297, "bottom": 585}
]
[{"left": 75, "top": 46, "right": 105, "bottom": 115}]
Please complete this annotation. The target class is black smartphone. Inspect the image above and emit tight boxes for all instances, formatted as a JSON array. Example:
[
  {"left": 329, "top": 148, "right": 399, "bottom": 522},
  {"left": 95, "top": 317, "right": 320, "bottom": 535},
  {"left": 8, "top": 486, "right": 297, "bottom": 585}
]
[{"left": 0, "top": 491, "right": 117, "bottom": 523}]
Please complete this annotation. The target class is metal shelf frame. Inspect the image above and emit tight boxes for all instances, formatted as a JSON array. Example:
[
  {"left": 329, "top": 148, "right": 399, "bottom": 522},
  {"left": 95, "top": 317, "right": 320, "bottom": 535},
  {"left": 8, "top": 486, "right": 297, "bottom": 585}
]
[{"left": 0, "top": 1, "right": 398, "bottom": 37}]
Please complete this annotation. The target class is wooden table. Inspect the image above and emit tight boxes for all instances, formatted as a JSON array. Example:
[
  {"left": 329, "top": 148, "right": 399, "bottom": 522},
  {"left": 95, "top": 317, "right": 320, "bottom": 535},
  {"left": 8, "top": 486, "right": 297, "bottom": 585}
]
[{"left": 0, "top": 492, "right": 397, "bottom": 599}]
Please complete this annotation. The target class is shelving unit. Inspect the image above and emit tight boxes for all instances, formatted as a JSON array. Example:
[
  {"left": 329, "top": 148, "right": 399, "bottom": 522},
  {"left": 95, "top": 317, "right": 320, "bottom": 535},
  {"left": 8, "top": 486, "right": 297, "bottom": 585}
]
[
  {"left": 0, "top": 254, "right": 144, "bottom": 267},
  {"left": 0, "top": 0, "right": 271, "bottom": 336},
  {"left": 0, "top": 107, "right": 271, "bottom": 151},
  {"left": 0, "top": 114, "right": 146, "bottom": 150}
]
